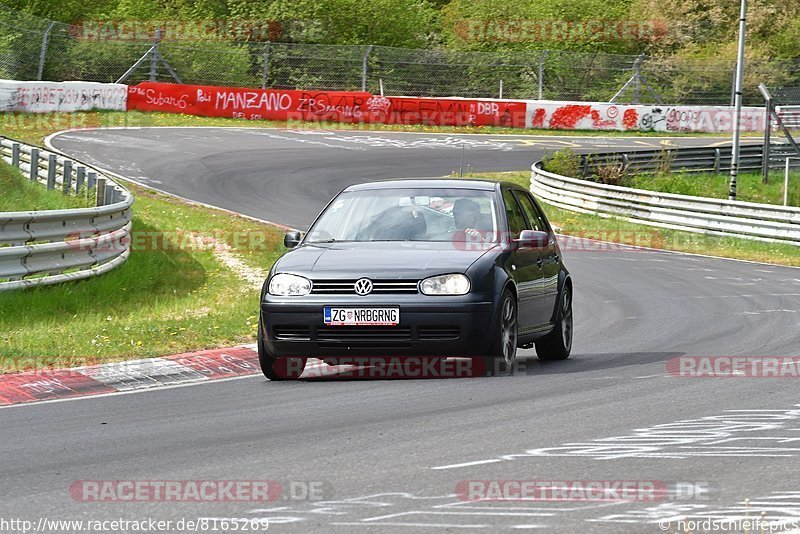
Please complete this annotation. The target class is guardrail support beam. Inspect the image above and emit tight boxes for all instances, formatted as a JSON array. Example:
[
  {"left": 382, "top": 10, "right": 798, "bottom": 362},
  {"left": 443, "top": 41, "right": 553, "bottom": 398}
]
[
  {"left": 29, "top": 148, "right": 39, "bottom": 181},
  {"left": 76, "top": 166, "right": 85, "bottom": 194},
  {"left": 95, "top": 178, "right": 106, "bottom": 206},
  {"left": 46, "top": 154, "right": 57, "bottom": 189},
  {"left": 11, "top": 143, "right": 20, "bottom": 167},
  {"left": 62, "top": 160, "right": 73, "bottom": 195}
]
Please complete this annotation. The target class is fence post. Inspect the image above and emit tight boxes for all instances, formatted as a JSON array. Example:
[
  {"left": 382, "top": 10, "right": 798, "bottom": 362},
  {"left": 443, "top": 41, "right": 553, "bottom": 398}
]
[
  {"left": 95, "top": 177, "right": 107, "bottom": 207},
  {"left": 361, "top": 45, "right": 373, "bottom": 92},
  {"left": 759, "top": 83, "right": 773, "bottom": 184},
  {"left": 149, "top": 29, "right": 162, "bottom": 82},
  {"left": 46, "top": 154, "right": 57, "bottom": 189},
  {"left": 499, "top": 79, "right": 503, "bottom": 99},
  {"left": 76, "top": 165, "right": 85, "bottom": 194},
  {"left": 261, "top": 41, "right": 271, "bottom": 89},
  {"left": 714, "top": 148, "right": 721, "bottom": 174},
  {"left": 29, "top": 148, "right": 39, "bottom": 181},
  {"left": 62, "top": 159, "right": 73, "bottom": 195},
  {"left": 37, "top": 21, "right": 55, "bottom": 81},
  {"left": 538, "top": 51, "right": 547, "bottom": 100},
  {"left": 632, "top": 55, "right": 642, "bottom": 105},
  {"left": 87, "top": 171, "right": 97, "bottom": 191},
  {"left": 11, "top": 143, "right": 20, "bottom": 167}
]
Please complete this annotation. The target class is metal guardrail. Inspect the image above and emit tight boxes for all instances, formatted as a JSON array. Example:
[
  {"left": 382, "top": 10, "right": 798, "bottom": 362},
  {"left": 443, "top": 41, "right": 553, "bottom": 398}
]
[
  {"left": 530, "top": 159, "right": 800, "bottom": 246},
  {"left": 0, "top": 137, "right": 134, "bottom": 290},
  {"left": 572, "top": 143, "right": 799, "bottom": 178}
]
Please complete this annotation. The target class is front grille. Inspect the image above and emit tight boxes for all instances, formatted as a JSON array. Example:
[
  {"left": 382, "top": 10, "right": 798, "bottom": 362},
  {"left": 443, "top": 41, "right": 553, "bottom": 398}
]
[
  {"left": 316, "top": 326, "right": 413, "bottom": 341},
  {"left": 418, "top": 325, "right": 460, "bottom": 340},
  {"left": 273, "top": 325, "right": 311, "bottom": 340},
  {"left": 311, "top": 279, "right": 418, "bottom": 295}
]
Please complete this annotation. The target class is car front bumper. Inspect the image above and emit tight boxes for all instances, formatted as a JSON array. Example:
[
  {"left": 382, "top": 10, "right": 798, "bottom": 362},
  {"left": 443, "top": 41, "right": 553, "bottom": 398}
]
[{"left": 260, "top": 295, "right": 495, "bottom": 358}]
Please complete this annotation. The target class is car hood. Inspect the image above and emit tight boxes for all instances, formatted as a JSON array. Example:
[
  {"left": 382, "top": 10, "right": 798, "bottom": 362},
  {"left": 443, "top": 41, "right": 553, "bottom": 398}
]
[{"left": 275, "top": 241, "right": 496, "bottom": 279}]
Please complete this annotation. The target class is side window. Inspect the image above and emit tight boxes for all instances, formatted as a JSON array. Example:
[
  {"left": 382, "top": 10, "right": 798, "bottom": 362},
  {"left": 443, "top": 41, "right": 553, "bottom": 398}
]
[
  {"left": 515, "top": 192, "right": 550, "bottom": 233},
  {"left": 502, "top": 190, "right": 527, "bottom": 239}
]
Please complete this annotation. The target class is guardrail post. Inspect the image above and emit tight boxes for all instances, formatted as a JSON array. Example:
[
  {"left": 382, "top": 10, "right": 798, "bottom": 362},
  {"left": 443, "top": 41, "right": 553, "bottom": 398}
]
[
  {"left": 94, "top": 176, "right": 105, "bottom": 206},
  {"left": 104, "top": 185, "right": 114, "bottom": 205},
  {"left": 713, "top": 148, "right": 721, "bottom": 174},
  {"left": 29, "top": 148, "right": 39, "bottom": 181},
  {"left": 76, "top": 166, "right": 85, "bottom": 194},
  {"left": 46, "top": 154, "right": 57, "bottom": 189},
  {"left": 87, "top": 171, "right": 97, "bottom": 191},
  {"left": 62, "top": 160, "right": 73, "bottom": 195},
  {"left": 11, "top": 143, "right": 20, "bottom": 167}
]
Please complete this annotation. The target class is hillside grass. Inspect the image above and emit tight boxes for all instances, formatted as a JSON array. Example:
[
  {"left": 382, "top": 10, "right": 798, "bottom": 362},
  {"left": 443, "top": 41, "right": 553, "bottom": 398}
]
[
  {"left": 0, "top": 160, "right": 92, "bottom": 211},
  {"left": 0, "top": 178, "right": 286, "bottom": 373},
  {"left": 627, "top": 171, "right": 800, "bottom": 207}
]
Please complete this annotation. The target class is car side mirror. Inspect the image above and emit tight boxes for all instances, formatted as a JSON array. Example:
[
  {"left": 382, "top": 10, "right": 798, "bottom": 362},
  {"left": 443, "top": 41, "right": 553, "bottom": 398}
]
[
  {"left": 283, "top": 231, "right": 302, "bottom": 249},
  {"left": 515, "top": 229, "right": 550, "bottom": 249}
]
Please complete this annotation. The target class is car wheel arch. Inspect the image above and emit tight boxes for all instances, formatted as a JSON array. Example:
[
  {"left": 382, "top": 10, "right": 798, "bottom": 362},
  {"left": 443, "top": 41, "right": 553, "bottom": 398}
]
[{"left": 549, "top": 271, "right": 572, "bottom": 325}]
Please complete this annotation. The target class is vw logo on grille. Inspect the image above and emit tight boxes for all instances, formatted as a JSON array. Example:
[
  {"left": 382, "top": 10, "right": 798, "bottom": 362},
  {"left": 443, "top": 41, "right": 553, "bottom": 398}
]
[{"left": 354, "top": 278, "right": 373, "bottom": 296}]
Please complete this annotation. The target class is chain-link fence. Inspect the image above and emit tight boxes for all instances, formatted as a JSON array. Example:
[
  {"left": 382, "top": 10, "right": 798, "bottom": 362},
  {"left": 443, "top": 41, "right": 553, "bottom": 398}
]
[{"left": 3, "top": 4, "right": 800, "bottom": 105}]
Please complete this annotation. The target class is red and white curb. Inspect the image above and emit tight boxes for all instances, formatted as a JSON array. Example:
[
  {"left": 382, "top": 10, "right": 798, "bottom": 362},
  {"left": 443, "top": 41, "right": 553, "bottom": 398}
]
[{"left": 0, "top": 345, "right": 321, "bottom": 407}]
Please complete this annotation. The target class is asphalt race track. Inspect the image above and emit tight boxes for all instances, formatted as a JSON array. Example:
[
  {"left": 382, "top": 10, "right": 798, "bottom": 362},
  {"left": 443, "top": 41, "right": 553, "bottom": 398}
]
[
  {"left": 1, "top": 128, "right": 798, "bottom": 533},
  {"left": 47, "top": 127, "right": 745, "bottom": 229}
]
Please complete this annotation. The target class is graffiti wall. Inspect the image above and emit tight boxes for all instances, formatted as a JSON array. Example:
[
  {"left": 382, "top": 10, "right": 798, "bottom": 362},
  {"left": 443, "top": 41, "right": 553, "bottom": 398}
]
[
  {"left": 524, "top": 101, "right": 766, "bottom": 133},
  {"left": 126, "top": 82, "right": 372, "bottom": 123},
  {"left": 126, "top": 82, "right": 527, "bottom": 128},
  {"left": 0, "top": 80, "right": 127, "bottom": 113},
  {"left": 124, "top": 82, "right": 765, "bottom": 134}
]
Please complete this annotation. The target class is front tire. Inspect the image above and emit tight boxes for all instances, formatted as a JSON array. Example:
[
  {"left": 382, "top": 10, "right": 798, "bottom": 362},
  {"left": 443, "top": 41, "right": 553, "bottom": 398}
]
[
  {"left": 482, "top": 289, "right": 518, "bottom": 376},
  {"left": 535, "top": 283, "right": 573, "bottom": 361},
  {"left": 258, "top": 320, "right": 307, "bottom": 380}
]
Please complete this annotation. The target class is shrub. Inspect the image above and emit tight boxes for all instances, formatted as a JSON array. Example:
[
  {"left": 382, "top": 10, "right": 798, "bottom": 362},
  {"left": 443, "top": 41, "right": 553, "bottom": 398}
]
[{"left": 542, "top": 148, "right": 580, "bottom": 177}]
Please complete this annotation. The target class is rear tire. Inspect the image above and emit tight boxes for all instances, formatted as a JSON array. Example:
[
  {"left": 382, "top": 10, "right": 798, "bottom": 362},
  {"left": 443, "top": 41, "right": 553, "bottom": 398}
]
[
  {"left": 535, "top": 283, "right": 573, "bottom": 361},
  {"left": 258, "top": 320, "right": 307, "bottom": 380},
  {"left": 482, "top": 289, "right": 518, "bottom": 376}
]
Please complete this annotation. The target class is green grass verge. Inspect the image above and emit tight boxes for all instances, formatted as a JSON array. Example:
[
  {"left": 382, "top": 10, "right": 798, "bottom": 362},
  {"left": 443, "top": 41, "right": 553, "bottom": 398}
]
[
  {"left": 0, "top": 110, "right": 746, "bottom": 146},
  {"left": 0, "top": 179, "right": 286, "bottom": 373},
  {"left": 466, "top": 171, "right": 800, "bottom": 268},
  {"left": 626, "top": 171, "right": 800, "bottom": 207},
  {"left": 0, "top": 160, "right": 92, "bottom": 211}
]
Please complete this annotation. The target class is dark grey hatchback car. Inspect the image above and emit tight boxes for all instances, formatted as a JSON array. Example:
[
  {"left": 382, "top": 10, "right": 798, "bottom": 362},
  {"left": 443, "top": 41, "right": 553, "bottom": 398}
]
[{"left": 258, "top": 179, "right": 573, "bottom": 380}]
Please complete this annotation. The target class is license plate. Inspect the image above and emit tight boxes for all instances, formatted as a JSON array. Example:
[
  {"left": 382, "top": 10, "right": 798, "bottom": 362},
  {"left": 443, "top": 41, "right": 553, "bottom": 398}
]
[{"left": 324, "top": 307, "right": 399, "bottom": 326}]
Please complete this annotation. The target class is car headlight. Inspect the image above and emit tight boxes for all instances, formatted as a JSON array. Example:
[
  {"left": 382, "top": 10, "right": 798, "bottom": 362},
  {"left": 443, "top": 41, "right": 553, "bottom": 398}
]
[
  {"left": 268, "top": 273, "right": 312, "bottom": 296},
  {"left": 419, "top": 274, "right": 470, "bottom": 296}
]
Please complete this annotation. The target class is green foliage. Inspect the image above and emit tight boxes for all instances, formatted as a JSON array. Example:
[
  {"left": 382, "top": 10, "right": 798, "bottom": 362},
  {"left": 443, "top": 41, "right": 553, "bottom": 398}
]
[
  {"left": 442, "top": 0, "right": 642, "bottom": 54},
  {"left": 2, "top": 0, "right": 799, "bottom": 100},
  {"left": 226, "top": 0, "right": 438, "bottom": 47},
  {"left": 542, "top": 148, "right": 580, "bottom": 177}
]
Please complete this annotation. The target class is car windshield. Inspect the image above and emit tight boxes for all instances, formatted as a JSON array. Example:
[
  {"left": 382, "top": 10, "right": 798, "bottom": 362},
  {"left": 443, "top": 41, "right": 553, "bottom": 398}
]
[{"left": 305, "top": 187, "right": 498, "bottom": 243}]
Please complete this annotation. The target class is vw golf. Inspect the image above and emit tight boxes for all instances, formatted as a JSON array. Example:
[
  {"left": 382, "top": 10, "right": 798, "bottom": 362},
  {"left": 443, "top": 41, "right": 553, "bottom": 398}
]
[{"left": 258, "top": 179, "right": 573, "bottom": 380}]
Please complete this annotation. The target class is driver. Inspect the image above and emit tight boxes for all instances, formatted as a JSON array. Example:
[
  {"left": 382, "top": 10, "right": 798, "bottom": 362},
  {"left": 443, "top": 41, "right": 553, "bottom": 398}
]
[{"left": 452, "top": 198, "right": 486, "bottom": 242}]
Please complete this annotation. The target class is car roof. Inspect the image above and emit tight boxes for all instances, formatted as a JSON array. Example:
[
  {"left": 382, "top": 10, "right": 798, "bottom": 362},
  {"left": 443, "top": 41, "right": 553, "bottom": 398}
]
[{"left": 344, "top": 179, "right": 501, "bottom": 192}]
